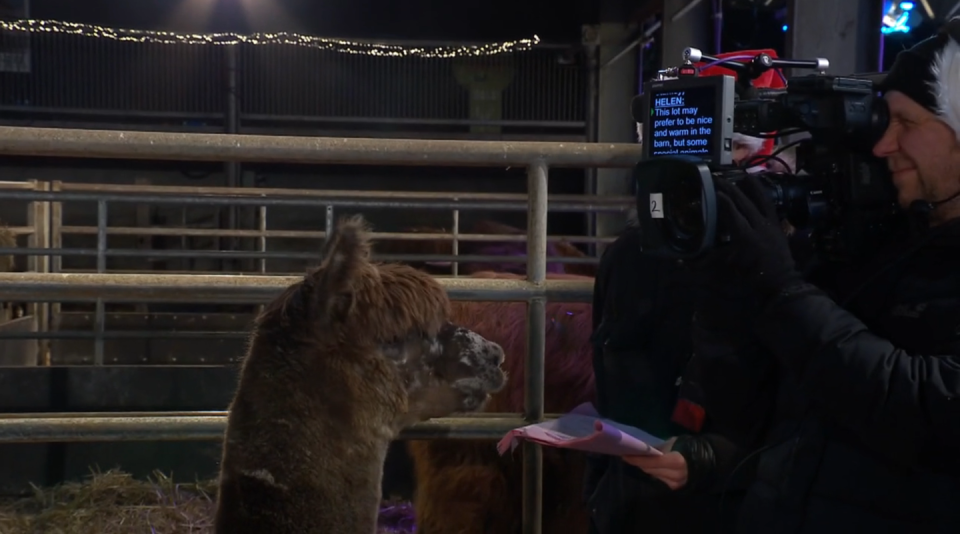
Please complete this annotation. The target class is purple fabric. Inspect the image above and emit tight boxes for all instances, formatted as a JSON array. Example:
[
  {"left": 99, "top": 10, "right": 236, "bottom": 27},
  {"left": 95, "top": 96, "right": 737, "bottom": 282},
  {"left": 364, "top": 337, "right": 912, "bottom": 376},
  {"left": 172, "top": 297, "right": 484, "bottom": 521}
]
[{"left": 378, "top": 501, "right": 417, "bottom": 533}]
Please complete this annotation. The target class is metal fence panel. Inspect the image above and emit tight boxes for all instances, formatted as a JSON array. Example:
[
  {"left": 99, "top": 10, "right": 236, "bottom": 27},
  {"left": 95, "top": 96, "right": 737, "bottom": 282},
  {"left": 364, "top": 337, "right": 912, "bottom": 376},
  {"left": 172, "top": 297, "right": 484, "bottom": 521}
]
[
  {"left": 0, "top": 37, "right": 225, "bottom": 117},
  {"left": 0, "top": 126, "right": 643, "bottom": 534}
]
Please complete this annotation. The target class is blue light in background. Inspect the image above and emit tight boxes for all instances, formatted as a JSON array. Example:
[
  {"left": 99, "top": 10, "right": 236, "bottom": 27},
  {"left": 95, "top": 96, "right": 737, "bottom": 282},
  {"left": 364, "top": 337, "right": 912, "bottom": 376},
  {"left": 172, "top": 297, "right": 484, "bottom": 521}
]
[
  {"left": 881, "top": 12, "right": 911, "bottom": 34},
  {"left": 881, "top": 0, "right": 914, "bottom": 35},
  {"left": 782, "top": 24, "right": 788, "bottom": 31}
]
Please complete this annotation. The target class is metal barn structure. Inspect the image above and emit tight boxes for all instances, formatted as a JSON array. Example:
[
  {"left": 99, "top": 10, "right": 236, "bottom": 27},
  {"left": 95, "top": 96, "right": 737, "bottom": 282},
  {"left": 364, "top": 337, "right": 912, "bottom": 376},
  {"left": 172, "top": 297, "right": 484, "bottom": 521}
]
[{"left": 0, "top": 31, "right": 590, "bottom": 140}]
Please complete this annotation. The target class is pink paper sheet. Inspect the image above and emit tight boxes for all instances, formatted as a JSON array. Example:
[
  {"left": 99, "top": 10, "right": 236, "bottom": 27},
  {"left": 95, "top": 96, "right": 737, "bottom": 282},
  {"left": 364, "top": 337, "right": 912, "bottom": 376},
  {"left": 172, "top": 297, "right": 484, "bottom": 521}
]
[{"left": 497, "top": 402, "right": 664, "bottom": 457}]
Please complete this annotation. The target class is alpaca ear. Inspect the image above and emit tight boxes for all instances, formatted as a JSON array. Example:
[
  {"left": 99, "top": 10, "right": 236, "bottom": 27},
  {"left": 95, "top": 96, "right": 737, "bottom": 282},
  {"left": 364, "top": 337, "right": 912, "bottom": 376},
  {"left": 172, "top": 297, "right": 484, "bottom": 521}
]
[{"left": 312, "top": 214, "right": 372, "bottom": 319}]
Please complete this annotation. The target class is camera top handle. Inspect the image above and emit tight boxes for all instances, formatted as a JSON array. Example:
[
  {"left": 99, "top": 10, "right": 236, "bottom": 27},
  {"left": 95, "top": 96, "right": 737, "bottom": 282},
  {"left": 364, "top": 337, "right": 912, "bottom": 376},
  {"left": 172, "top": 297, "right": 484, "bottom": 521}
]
[{"left": 677, "top": 48, "right": 830, "bottom": 99}]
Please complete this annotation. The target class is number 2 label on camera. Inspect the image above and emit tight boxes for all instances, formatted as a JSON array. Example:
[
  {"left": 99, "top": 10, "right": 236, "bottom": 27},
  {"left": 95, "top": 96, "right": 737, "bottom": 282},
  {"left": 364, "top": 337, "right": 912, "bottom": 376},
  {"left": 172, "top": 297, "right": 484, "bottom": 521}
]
[{"left": 649, "top": 193, "right": 664, "bottom": 219}]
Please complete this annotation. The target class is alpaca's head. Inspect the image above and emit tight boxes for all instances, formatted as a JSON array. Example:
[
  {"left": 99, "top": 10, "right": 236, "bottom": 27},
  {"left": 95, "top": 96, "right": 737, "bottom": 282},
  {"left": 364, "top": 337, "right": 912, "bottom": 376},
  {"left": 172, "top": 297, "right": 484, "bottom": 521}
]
[
  {"left": 257, "top": 214, "right": 506, "bottom": 425},
  {"left": 383, "top": 322, "right": 506, "bottom": 423}
]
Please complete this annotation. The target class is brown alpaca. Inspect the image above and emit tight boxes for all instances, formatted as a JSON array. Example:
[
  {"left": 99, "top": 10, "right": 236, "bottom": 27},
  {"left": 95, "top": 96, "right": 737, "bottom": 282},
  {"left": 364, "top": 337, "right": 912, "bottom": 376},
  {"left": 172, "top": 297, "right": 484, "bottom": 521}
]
[
  {"left": 409, "top": 271, "right": 595, "bottom": 534},
  {"left": 214, "top": 215, "right": 508, "bottom": 534}
]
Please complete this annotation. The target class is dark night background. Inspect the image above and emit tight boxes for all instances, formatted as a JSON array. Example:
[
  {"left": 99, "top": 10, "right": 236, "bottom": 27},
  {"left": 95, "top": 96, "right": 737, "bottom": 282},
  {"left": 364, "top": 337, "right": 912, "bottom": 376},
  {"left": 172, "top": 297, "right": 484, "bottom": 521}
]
[
  {"left": 26, "top": 0, "right": 939, "bottom": 72},
  {"left": 30, "top": 0, "right": 596, "bottom": 42},
  {"left": 26, "top": 0, "right": 808, "bottom": 56}
]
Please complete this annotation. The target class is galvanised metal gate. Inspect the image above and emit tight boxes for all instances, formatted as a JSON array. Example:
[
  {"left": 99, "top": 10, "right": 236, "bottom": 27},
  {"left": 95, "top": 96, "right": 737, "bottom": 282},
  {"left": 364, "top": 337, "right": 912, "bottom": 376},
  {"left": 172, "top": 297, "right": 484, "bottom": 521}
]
[{"left": 0, "top": 125, "right": 643, "bottom": 534}]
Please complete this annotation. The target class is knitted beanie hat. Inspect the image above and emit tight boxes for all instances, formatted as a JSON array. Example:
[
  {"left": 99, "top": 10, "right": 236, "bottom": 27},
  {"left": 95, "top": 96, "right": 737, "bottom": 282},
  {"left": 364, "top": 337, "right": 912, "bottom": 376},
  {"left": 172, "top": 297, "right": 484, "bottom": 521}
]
[{"left": 882, "top": 17, "right": 960, "bottom": 137}]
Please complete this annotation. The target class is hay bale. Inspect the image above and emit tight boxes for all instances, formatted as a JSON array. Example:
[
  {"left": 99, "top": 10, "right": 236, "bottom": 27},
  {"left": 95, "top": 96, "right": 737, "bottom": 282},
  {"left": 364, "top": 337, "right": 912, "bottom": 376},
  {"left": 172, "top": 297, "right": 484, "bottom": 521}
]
[
  {"left": 0, "top": 470, "right": 216, "bottom": 534},
  {"left": 0, "top": 470, "right": 416, "bottom": 533}
]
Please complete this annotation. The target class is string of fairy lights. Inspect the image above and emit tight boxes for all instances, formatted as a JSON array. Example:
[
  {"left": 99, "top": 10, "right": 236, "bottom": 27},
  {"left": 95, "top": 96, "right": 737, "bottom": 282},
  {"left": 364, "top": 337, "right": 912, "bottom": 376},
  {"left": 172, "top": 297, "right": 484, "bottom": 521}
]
[{"left": 0, "top": 19, "right": 541, "bottom": 58}]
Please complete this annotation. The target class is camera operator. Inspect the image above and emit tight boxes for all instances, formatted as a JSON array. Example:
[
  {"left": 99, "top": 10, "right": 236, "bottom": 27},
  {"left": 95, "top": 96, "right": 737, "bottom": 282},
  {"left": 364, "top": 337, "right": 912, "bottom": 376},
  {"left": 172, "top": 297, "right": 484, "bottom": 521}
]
[
  {"left": 584, "top": 50, "right": 786, "bottom": 534},
  {"left": 626, "top": 20, "right": 960, "bottom": 532}
]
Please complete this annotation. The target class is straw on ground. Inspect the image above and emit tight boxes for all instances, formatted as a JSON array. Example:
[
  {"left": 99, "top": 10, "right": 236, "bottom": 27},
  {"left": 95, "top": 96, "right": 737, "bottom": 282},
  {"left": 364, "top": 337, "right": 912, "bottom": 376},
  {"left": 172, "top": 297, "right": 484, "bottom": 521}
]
[{"left": 0, "top": 469, "right": 415, "bottom": 533}]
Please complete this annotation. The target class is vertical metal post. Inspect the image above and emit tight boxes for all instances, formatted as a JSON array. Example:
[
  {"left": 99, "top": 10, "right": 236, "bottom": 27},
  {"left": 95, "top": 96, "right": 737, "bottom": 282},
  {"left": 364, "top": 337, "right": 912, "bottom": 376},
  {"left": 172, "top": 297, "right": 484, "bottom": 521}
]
[
  {"left": 323, "top": 206, "right": 334, "bottom": 255},
  {"left": 224, "top": 44, "right": 241, "bottom": 272},
  {"left": 583, "top": 27, "right": 601, "bottom": 258},
  {"left": 26, "top": 180, "right": 51, "bottom": 365},
  {"left": 451, "top": 209, "right": 460, "bottom": 277},
  {"left": 133, "top": 177, "right": 152, "bottom": 310},
  {"left": 522, "top": 160, "right": 547, "bottom": 534},
  {"left": 47, "top": 181, "right": 63, "bottom": 366},
  {"left": 257, "top": 205, "right": 267, "bottom": 316},
  {"left": 38, "top": 181, "right": 50, "bottom": 365},
  {"left": 258, "top": 206, "right": 267, "bottom": 275},
  {"left": 94, "top": 200, "right": 107, "bottom": 366},
  {"left": 179, "top": 207, "right": 189, "bottom": 272}
]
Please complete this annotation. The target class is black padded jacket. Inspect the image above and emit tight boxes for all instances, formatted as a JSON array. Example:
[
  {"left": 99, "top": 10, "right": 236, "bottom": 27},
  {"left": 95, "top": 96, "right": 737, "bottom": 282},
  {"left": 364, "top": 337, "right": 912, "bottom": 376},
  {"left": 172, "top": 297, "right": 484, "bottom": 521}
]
[
  {"left": 585, "top": 226, "right": 772, "bottom": 534},
  {"left": 730, "top": 219, "right": 960, "bottom": 534}
]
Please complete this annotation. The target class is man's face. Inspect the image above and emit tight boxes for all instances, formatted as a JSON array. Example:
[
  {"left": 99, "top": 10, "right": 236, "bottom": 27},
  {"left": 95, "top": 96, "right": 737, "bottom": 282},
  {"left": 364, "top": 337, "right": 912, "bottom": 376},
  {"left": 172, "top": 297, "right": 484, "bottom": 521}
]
[{"left": 873, "top": 91, "right": 960, "bottom": 219}]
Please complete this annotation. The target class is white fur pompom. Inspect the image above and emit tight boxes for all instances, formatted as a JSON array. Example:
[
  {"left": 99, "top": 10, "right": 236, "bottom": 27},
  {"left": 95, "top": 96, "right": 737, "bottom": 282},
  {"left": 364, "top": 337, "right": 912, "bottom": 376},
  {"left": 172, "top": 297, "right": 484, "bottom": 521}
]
[{"left": 932, "top": 37, "right": 960, "bottom": 140}]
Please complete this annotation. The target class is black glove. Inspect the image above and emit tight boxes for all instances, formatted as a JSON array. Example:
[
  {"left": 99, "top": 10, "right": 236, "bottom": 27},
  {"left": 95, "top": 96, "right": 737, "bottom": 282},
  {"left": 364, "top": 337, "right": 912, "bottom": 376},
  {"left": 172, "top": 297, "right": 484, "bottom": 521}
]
[
  {"left": 671, "top": 434, "right": 716, "bottom": 494},
  {"left": 706, "top": 175, "right": 804, "bottom": 301}
]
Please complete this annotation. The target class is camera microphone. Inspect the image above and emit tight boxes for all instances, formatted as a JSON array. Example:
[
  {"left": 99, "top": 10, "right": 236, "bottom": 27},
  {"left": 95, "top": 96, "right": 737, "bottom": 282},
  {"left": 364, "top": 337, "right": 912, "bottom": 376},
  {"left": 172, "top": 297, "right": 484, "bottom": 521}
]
[{"left": 909, "top": 189, "right": 960, "bottom": 216}]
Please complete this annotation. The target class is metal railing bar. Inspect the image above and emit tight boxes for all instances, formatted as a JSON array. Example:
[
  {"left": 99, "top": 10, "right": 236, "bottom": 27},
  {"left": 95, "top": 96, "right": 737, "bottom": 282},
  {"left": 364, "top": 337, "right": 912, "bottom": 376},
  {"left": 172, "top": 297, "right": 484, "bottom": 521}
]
[
  {"left": 0, "top": 247, "right": 599, "bottom": 265},
  {"left": 0, "top": 126, "right": 643, "bottom": 168},
  {"left": 0, "top": 190, "right": 630, "bottom": 213},
  {"left": 0, "top": 180, "right": 38, "bottom": 189},
  {"left": 22, "top": 268, "right": 578, "bottom": 276},
  {"left": 0, "top": 331, "right": 249, "bottom": 340},
  {"left": 239, "top": 114, "right": 585, "bottom": 128},
  {"left": 55, "top": 182, "right": 632, "bottom": 204},
  {"left": 55, "top": 225, "right": 618, "bottom": 244},
  {"left": 0, "top": 413, "right": 556, "bottom": 443},
  {"left": 0, "top": 226, "right": 36, "bottom": 236},
  {"left": 0, "top": 411, "right": 565, "bottom": 420},
  {"left": 0, "top": 272, "right": 594, "bottom": 303}
]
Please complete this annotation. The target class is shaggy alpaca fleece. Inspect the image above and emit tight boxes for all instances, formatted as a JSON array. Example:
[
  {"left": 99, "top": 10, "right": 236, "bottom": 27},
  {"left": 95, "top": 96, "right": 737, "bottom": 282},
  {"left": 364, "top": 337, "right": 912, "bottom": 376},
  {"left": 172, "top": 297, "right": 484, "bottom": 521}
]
[
  {"left": 214, "top": 215, "right": 506, "bottom": 534},
  {"left": 408, "top": 271, "right": 595, "bottom": 534}
]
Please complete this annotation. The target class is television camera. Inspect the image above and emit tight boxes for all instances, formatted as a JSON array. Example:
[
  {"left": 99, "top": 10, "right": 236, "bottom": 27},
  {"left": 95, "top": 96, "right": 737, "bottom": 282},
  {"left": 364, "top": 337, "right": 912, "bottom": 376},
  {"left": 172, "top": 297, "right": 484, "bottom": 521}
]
[{"left": 632, "top": 48, "right": 902, "bottom": 263}]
